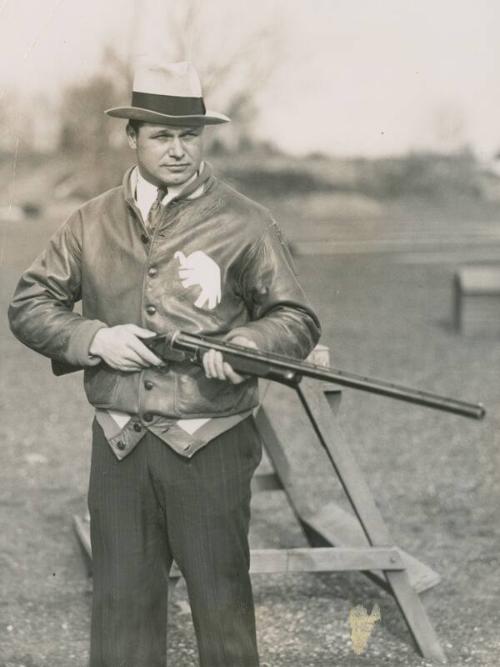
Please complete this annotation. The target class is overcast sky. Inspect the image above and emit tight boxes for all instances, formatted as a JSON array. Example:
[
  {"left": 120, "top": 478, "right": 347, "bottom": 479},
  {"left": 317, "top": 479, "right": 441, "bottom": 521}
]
[{"left": 1, "top": 0, "right": 500, "bottom": 157}]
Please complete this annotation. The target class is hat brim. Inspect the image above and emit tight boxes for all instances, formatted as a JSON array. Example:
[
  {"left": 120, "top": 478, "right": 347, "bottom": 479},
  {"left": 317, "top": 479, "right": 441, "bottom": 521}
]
[{"left": 105, "top": 106, "right": 230, "bottom": 126}]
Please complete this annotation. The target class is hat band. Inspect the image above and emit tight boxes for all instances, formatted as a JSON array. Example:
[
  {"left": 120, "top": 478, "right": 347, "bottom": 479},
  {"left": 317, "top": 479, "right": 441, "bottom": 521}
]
[{"left": 131, "top": 92, "right": 206, "bottom": 116}]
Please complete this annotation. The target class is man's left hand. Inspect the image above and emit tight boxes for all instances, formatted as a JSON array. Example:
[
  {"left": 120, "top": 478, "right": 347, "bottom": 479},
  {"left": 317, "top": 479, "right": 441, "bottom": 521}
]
[{"left": 202, "top": 336, "right": 257, "bottom": 384}]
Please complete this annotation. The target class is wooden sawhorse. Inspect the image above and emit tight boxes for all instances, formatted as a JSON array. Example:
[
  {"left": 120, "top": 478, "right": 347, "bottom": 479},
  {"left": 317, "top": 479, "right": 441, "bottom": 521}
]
[
  {"left": 74, "top": 368, "right": 445, "bottom": 662},
  {"left": 250, "top": 378, "right": 445, "bottom": 662}
]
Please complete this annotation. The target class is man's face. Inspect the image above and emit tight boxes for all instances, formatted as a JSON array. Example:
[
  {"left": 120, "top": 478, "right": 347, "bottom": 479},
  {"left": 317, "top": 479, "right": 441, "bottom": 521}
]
[{"left": 127, "top": 122, "right": 205, "bottom": 188}]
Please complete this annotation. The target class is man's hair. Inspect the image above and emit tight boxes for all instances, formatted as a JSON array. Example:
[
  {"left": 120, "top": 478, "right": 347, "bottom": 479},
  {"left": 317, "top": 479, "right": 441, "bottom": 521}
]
[{"left": 126, "top": 120, "right": 144, "bottom": 135}]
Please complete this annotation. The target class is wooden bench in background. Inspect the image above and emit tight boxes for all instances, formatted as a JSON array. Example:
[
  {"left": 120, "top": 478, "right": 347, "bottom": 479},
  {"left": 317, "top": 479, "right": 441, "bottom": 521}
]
[{"left": 454, "top": 265, "right": 500, "bottom": 335}]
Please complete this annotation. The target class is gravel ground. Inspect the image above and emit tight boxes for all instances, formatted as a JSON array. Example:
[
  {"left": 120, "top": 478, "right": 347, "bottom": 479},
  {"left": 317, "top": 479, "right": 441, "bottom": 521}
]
[{"left": 1, "top": 213, "right": 499, "bottom": 666}]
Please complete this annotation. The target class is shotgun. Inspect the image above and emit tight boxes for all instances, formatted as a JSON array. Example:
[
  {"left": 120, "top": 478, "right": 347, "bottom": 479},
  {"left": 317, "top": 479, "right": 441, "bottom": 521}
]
[{"left": 144, "top": 330, "right": 485, "bottom": 420}]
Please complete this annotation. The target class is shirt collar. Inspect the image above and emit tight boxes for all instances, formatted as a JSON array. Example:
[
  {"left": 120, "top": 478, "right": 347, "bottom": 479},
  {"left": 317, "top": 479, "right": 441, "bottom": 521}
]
[
  {"left": 123, "top": 161, "right": 214, "bottom": 218},
  {"left": 132, "top": 162, "right": 205, "bottom": 214},
  {"left": 136, "top": 166, "right": 198, "bottom": 199}
]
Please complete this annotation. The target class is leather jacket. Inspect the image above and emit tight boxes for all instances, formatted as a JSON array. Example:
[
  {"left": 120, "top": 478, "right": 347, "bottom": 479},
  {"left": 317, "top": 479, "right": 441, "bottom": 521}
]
[{"left": 8, "top": 163, "right": 321, "bottom": 419}]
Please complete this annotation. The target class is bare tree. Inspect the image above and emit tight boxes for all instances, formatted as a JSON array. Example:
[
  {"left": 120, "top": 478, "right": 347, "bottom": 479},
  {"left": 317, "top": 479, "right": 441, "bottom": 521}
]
[
  {"left": 0, "top": 88, "right": 36, "bottom": 153},
  {"left": 59, "top": 47, "right": 130, "bottom": 154},
  {"left": 55, "top": 48, "right": 133, "bottom": 195}
]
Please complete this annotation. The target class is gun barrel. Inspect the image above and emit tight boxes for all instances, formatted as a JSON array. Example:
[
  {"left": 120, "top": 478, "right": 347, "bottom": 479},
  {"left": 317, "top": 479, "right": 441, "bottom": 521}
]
[
  {"left": 303, "top": 367, "right": 485, "bottom": 420},
  {"left": 168, "top": 331, "right": 485, "bottom": 421}
]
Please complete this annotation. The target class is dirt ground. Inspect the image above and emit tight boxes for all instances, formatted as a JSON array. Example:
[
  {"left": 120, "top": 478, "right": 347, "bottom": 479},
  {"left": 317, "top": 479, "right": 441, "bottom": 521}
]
[{"left": 1, "top": 212, "right": 500, "bottom": 666}]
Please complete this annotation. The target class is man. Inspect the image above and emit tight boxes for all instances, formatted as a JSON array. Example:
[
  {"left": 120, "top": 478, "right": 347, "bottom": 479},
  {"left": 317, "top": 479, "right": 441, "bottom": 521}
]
[{"left": 8, "top": 61, "right": 321, "bottom": 667}]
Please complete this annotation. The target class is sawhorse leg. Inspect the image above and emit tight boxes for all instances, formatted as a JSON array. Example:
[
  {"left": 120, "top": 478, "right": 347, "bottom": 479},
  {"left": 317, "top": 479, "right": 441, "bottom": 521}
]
[{"left": 296, "top": 379, "right": 446, "bottom": 662}]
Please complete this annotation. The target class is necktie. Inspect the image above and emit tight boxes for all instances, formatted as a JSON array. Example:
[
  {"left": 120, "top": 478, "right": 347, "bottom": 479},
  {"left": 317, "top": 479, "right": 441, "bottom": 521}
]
[{"left": 147, "top": 187, "right": 167, "bottom": 231}]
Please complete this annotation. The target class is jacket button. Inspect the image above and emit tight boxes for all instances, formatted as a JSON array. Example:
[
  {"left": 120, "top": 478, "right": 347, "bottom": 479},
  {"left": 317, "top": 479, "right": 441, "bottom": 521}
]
[
  {"left": 143, "top": 413, "right": 154, "bottom": 422},
  {"left": 252, "top": 285, "right": 269, "bottom": 303},
  {"left": 148, "top": 266, "right": 158, "bottom": 277},
  {"left": 146, "top": 305, "right": 156, "bottom": 315},
  {"left": 116, "top": 441, "right": 126, "bottom": 450},
  {"left": 133, "top": 422, "right": 142, "bottom": 432},
  {"left": 141, "top": 233, "right": 149, "bottom": 244},
  {"left": 144, "top": 380, "right": 154, "bottom": 390}
]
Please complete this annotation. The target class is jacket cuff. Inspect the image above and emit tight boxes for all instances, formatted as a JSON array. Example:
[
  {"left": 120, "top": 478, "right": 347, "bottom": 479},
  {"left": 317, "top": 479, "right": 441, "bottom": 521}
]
[{"left": 65, "top": 320, "right": 108, "bottom": 367}]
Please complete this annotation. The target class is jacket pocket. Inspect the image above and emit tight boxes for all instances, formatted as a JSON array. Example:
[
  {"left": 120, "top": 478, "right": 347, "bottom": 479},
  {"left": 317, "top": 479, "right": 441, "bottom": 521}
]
[
  {"left": 83, "top": 365, "right": 119, "bottom": 408},
  {"left": 174, "top": 364, "right": 258, "bottom": 416}
]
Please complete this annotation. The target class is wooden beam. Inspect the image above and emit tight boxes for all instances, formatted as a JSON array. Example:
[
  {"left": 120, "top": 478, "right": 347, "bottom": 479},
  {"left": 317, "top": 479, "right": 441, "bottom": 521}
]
[
  {"left": 299, "top": 500, "right": 440, "bottom": 594},
  {"left": 74, "top": 515, "right": 184, "bottom": 578},
  {"left": 251, "top": 472, "right": 282, "bottom": 492},
  {"left": 249, "top": 547, "right": 404, "bottom": 574},
  {"left": 74, "top": 517, "right": 403, "bottom": 576},
  {"left": 73, "top": 514, "right": 92, "bottom": 573}
]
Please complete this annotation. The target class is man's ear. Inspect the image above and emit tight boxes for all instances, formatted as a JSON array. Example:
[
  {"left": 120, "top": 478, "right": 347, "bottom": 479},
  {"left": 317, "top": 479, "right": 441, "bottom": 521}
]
[{"left": 126, "top": 123, "right": 138, "bottom": 149}]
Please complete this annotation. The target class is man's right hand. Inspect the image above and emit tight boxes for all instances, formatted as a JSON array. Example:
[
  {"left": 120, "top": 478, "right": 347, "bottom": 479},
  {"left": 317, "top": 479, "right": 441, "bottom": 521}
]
[{"left": 89, "top": 324, "right": 164, "bottom": 372}]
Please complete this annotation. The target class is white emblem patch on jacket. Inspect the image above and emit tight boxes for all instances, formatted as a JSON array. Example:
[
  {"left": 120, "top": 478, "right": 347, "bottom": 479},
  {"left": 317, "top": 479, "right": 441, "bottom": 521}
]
[{"left": 175, "top": 250, "right": 222, "bottom": 310}]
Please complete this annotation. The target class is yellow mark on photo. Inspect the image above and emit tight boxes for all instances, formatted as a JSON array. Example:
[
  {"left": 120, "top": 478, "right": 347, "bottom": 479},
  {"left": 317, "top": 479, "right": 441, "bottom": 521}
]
[{"left": 348, "top": 603, "right": 381, "bottom": 655}]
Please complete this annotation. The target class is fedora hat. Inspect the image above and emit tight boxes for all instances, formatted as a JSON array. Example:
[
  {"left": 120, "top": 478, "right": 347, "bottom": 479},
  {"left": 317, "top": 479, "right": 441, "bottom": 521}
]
[{"left": 105, "top": 60, "right": 230, "bottom": 126}]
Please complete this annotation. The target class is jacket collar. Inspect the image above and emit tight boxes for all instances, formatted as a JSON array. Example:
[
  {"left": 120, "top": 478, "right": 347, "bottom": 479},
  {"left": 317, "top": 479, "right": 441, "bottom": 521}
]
[{"left": 122, "top": 161, "right": 214, "bottom": 209}]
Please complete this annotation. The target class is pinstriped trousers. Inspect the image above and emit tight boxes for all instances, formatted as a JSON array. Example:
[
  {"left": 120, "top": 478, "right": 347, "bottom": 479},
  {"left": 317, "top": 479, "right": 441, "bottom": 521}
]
[{"left": 88, "top": 416, "right": 262, "bottom": 667}]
